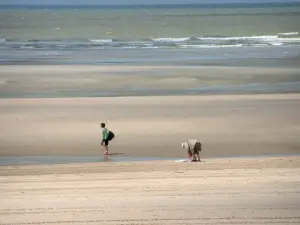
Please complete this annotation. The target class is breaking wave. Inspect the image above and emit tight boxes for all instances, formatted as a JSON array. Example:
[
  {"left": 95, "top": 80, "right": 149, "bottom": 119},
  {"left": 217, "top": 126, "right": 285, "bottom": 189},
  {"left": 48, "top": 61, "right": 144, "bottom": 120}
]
[
  {"left": 1, "top": 34, "right": 300, "bottom": 50},
  {"left": 278, "top": 32, "right": 299, "bottom": 36},
  {"left": 88, "top": 39, "right": 113, "bottom": 43},
  {"left": 151, "top": 37, "right": 191, "bottom": 42}
]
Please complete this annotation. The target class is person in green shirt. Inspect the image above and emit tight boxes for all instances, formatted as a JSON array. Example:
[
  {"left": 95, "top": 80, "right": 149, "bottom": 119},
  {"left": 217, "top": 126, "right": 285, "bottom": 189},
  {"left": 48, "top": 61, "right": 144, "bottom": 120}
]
[{"left": 101, "top": 123, "right": 110, "bottom": 155}]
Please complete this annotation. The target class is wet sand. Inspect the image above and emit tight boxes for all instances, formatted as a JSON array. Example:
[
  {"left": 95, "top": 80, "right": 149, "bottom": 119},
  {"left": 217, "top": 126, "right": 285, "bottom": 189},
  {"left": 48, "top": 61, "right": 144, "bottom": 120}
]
[
  {"left": 1, "top": 157, "right": 300, "bottom": 225},
  {"left": 0, "top": 93, "right": 300, "bottom": 158},
  {"left": 1, "top": 65, "right": 300, "bottom": 97}
]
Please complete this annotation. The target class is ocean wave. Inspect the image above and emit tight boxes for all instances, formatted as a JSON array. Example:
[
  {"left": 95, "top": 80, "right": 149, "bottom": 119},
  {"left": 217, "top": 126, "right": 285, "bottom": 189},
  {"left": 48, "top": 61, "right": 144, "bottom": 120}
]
[
  {"left": 88, "top": 39, "right": 113, "bottom": 43},
  {"left": 276, "top": 38, "right": 300, "bottom": 42},
  {"left": 153, "top": 12, "right": 300, "bottom": 18},
  {"left": 1, "top": 35, "right": 300, "bottom": 50},
  {"left": 178, "top": 44, "right": 244, "bottom": 48},
  {"left": 142, "top": 46, "right": 159, "bottom": 49},
  {"left": 270, "top": 42, "right": 283, "bottom": 46},
  {"left": 20, "top": 46, "right": 35, "bottom": 49},
  {"left": 278, "top": 32, "right": 299, "bottom": 36},
  {"left": 151, "top": 37, "right": 191, "bottom": 42},
  {"left": 196, "top": 35, "right": 279, "bottom": 41}
]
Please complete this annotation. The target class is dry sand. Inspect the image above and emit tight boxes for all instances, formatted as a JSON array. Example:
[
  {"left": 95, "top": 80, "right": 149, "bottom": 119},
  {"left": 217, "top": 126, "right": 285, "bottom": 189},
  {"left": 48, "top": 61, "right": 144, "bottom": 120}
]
[
  {"left": 1, "top": 156, "right": 300, "bottom": 225},
  {"left": 0, "top": 94, "right": 300, "bottom": 158}
]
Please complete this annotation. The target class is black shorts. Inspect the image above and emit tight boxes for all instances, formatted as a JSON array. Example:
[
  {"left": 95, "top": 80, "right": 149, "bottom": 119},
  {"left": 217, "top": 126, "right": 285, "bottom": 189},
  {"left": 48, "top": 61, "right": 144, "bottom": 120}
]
[
  {"left": 192, "top": 142, "right": 202, "bottom": 154},
  {"left": 103, "top": 139, "right": 109, "bottom": 146}
]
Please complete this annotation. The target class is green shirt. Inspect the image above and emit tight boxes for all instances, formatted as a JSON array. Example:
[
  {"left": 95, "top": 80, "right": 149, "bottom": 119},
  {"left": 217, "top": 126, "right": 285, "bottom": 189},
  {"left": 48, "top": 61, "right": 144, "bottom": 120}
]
[{"left": 102, "top": 128, "right": 109, "bottom": 140}]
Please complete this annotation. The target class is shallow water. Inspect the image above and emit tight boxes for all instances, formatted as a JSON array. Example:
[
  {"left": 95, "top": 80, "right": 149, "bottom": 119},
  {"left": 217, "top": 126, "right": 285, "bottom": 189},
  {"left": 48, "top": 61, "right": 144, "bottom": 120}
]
[
  {"left": 0, "top": 155, "right": 180, "bottom": 166},
  {"left": 0, "top": 156, "right": 104, "bottom": 166},
  {"left": 1, "top": 154, "right": 299, "bottom": 166}
]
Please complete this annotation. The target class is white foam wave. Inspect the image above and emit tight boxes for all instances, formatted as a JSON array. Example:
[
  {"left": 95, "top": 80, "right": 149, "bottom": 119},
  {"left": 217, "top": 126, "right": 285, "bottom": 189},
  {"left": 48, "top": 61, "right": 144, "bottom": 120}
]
[
  {"left": 270, "top": 42, "right": 283, "bottom": 46},
  {"left": 150, "top": 35, "right": 300, "bottom": 43},
  {"left": 278, "top": 32, "right": 299, "bottom": 36},
  {"left": 89, "top": 39, "right": 113, "bottom": 43},
  {"left": 276, "top": 38, "right": 300, "bottom": 42},
  {"left": 142, "top": 46, "right": 159, "bottom": 49},
  {"left": 0, "top": 38, "right": 6, "bottom": 43},
  {"left": 20, "top": 46, "right": 35, "bottom": 49},
  {"left": 195, "top": 35, "right": 300, "bottom": 45},
  {"left": 151, "top": 37, "right": 190, "bottom": 42},
  {"left": 197, "top": 35, "right": 279, "bottom": 41},
  {"left": 178, "top": 44, "right": 244, "bottom": 48},
  {"left": 253, "top": 44, "right": 269, "bottom": 47},
  {"left": 120, "top": 46, "right": 139, "bottom": 49}
]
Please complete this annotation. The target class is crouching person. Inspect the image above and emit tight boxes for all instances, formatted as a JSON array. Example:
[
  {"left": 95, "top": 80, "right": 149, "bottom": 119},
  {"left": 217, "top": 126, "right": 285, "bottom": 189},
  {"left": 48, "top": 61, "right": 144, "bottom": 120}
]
[{"left": 181, "top": 139, "right": 202, "bottom": 162}]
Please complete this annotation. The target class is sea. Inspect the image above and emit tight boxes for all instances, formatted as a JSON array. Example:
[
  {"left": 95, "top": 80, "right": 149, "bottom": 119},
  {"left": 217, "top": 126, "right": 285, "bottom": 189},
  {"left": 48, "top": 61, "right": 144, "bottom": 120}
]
[{"left": 1, "top": 3, "right": 300, "bottom": 66}]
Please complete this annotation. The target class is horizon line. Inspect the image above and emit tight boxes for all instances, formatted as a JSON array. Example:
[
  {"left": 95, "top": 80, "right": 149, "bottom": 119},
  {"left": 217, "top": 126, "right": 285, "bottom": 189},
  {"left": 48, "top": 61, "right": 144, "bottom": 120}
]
[{"left": 1, "top": 2, "right": 300, "bottom": 7}]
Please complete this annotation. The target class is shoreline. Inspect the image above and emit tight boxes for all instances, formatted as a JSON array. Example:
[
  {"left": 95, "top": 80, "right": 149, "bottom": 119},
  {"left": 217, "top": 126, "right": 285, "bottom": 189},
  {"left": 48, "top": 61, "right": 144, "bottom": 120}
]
[
  {"left": 1, "top": 92, "right": 300, "bottom": 102},
  {"left": 1, "top": 156, "right": 299, "bottom": 176},
  {"left": 1, "top": 153, "right": 300, "bottom": 167}
]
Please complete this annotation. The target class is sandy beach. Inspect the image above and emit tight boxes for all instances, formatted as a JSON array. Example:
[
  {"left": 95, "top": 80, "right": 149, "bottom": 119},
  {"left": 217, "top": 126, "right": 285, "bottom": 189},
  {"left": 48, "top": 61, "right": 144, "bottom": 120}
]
[
  {"left": 1, "top": 65, "right": 300, "bottom": 224},
  {"left": 1, "top": 156, "right": 300, "bottom": 225},
  {"left": 1, "top": 65, "right": 300, "bottom": 158},
  {"left": 0, "top": 91, "right": 300, "bottom": 158},
  {"left": 1, "top": 92, "right": 300, "bottom": 225}
]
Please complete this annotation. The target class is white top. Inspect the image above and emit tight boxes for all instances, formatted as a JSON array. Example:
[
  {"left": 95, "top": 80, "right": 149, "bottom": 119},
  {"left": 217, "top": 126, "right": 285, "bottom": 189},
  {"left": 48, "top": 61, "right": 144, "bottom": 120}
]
[{"left": 181, "top": 139, "right": 198, "bottom": 150}]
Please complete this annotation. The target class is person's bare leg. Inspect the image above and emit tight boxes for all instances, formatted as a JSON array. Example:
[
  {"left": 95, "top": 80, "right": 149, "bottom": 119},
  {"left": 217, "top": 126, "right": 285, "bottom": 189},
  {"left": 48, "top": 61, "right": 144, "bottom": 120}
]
[
  {"left": 192, "top": 153, "right": 197, "bottom": 161},
  {"left": 187, "top": 150, "right": 193, "bottom": 161},
  {"left": 196, "top": 154, "right": 201, "bottom": 162},
  {"left": 101, "top": 141, "right": 108, "bottom": 155},
  {"left": 104, "top": 145, "right": 108, "bottom": 155}
]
